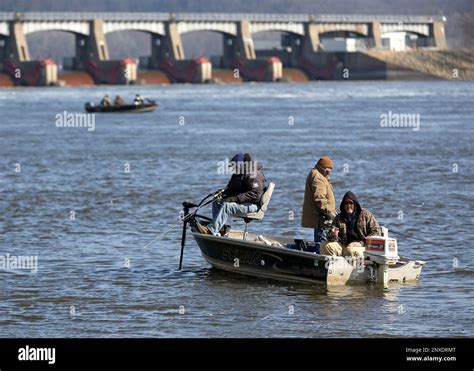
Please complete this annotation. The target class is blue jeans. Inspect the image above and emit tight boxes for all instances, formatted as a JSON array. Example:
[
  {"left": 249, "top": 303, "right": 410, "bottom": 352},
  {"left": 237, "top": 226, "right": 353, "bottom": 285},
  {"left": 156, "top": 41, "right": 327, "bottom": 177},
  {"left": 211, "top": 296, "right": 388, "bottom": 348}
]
[
  {"left": 314, "top": 227, "right": 328, "bottom": 254},
  {"left": 208, "top": 201, "right": 258, "bottom": 235}
]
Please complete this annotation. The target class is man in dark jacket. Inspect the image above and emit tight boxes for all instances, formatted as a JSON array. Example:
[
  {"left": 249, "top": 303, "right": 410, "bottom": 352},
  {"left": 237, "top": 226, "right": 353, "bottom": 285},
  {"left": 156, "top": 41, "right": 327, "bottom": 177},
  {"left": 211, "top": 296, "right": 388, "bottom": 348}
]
[
  {"left": 198, "top": 153, "right": 266, "bottom": 236},
  {"left": 320, "top": 191, "right": 381, "bottom": 257}
]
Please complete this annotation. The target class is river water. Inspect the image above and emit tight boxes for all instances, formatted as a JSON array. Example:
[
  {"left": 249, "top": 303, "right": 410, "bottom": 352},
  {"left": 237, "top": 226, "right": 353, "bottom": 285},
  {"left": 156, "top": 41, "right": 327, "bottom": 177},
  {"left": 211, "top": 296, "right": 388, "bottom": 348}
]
[{"left": 0, "top": 81, "right": 473, "bottom": 337}]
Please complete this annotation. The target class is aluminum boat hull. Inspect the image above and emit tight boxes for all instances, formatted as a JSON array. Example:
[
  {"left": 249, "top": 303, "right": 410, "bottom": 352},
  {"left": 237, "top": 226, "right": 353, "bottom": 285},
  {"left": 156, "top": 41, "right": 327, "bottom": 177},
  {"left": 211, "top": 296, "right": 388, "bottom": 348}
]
[{"left": 192, "top": 229, "right": 425, "bottom": 286}]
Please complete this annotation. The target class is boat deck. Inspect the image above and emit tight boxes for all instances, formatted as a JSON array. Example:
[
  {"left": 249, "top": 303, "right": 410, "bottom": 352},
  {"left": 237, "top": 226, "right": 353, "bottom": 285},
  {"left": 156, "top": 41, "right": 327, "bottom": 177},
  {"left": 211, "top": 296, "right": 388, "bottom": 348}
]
[{"left": 191, "top": 227, "right": 425, "bottom": 286}]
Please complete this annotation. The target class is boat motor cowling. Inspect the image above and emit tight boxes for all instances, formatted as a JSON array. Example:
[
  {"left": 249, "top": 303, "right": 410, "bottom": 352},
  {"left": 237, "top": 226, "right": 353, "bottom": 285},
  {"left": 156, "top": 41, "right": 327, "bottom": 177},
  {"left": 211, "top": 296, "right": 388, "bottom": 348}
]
[{"left": 364, "top": 228, "right": 400, "bottom": 265}]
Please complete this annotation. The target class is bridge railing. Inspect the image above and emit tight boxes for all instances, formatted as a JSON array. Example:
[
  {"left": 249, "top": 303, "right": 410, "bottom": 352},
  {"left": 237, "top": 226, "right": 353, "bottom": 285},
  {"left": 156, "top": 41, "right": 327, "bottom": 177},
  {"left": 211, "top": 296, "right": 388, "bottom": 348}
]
[
  {"left": 0, "top": 12, "right": 311, "bottom": 22},
  {"left": 313, "top": 14, "right": 442, "bottom": 23},
  {"left": 175, "top": 13, "right": 311, "bottom": 22},
  {"left": 0, "top": 12, "right": 444, "bottom": 23},
  {"left": 0, "top": 12, "right": 170, "bottom": 21}
]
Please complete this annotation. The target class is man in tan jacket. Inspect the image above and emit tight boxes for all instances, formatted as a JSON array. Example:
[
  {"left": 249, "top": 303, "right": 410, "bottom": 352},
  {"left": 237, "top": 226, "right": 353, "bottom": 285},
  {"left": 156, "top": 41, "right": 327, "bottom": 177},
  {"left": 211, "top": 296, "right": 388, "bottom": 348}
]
[{"left": 301, "top": 156, "right": 337, "bottom": 252}]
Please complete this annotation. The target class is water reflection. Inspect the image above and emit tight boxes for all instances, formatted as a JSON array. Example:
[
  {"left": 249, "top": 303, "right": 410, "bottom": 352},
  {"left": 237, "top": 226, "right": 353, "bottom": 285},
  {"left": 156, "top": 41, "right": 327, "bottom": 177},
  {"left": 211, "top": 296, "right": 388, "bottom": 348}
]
[{"left": 326, "top": 284, "right": 386, "bottom": 299}]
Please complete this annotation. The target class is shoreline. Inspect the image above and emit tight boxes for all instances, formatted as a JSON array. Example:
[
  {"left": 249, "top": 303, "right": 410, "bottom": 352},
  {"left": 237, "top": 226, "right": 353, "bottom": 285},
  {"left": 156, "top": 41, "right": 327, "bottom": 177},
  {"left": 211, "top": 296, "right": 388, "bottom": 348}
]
[
  {"left": 2, "top": 48, "right": 473, "bottom": 88},
  {"left": 1, "top": 79, "right": 472, "bottom": 90}
]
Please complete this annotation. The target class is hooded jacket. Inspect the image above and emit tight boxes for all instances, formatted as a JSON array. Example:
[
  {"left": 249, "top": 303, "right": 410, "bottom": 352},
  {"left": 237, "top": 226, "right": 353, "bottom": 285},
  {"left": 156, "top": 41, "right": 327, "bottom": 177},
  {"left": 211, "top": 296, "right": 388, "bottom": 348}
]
[
  {"left": 224, "top": 159, "right": 266, "bottom": 205},
  {"left": 332, "top": 191, "right": 381, "bottom": 245},
  {"left": 301, "top": 164, "right": 336, "bottom": 228}
]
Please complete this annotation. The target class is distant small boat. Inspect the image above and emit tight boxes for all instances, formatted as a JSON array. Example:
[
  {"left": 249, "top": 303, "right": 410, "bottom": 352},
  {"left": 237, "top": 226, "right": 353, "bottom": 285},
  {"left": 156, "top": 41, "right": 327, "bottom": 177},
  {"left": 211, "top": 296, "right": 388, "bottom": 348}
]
[{"left": 85, "top": 100, "right": 158, "bottom": 113}]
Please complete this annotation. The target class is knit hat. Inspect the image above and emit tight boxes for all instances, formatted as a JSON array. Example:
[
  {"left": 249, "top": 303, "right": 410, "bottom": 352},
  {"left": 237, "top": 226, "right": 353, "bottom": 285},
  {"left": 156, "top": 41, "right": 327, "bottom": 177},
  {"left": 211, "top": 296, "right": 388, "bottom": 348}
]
[
  {"left": 317, "top": 155, "right": 333, "bottom": 169},
  {"left": 243, "top": 153, "right": 253, "bottom": 162},
  {"left": 231, "top": 153, "right": 245, "bottom": 163}
]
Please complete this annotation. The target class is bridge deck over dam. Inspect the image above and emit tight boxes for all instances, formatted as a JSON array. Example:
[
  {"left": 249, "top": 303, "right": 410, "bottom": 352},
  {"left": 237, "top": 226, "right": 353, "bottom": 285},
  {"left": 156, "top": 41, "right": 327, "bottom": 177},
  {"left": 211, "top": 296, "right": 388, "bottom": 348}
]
[
  {"left": 0, "top": 12, "right": 447, "bottom": 85},
  {"left": 0, "top": 12, "right": 444, "bottom": 37}
]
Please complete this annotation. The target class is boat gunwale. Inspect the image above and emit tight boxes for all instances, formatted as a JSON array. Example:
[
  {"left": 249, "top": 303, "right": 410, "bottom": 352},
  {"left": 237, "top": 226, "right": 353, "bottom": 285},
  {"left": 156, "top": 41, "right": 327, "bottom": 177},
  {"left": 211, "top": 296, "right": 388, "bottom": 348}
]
[
  {"left": 191, "top": 231, "right": 424, "bottom": 285},
  {"left": 191, "top": 230, "right": 332, "bottom": 261},
  {"left": 191, "top": 231, "right": 425, "bottom": 270}
]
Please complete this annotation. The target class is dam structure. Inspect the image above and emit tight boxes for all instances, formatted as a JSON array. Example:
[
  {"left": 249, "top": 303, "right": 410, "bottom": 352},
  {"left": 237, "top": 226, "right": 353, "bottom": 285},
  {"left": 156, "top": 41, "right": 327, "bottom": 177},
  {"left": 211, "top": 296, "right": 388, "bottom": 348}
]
[{"left": 0, "top": 12, "right": 447, "bottom": 85}]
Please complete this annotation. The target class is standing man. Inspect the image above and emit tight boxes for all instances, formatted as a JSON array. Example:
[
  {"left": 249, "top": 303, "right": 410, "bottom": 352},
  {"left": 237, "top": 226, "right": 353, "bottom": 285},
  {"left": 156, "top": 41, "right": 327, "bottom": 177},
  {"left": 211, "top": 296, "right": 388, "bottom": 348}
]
[{"left": 301, "top": 155, "right": 337, "bottom": 252}]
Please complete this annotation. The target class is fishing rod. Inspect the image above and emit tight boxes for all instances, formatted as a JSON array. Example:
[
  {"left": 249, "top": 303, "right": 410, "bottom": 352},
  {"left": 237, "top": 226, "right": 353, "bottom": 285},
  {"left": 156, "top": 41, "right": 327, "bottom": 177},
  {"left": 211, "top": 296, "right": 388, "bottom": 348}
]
[
  {"left": 179, "top": 188, "right": 225, "bottom": 270},
  {"left": 181, "top": 188, "right": 225, "bottom": 223}
]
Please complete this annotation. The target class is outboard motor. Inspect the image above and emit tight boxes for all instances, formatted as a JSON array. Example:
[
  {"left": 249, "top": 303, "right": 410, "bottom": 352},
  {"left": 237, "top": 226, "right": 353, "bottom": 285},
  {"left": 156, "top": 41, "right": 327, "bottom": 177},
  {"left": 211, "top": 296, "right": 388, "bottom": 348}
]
[
  {"left": 364, "top": 227, "right": 400, "bottom": 285},
  {"left": 364, "top": 227, "right": 400, "bottom": 265}
]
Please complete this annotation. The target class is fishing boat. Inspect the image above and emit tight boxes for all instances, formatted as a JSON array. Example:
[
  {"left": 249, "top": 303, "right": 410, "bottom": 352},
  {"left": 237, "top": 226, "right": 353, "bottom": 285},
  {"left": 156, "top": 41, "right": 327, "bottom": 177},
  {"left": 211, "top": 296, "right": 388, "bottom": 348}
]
[
  {"left": 179, "top": 185, "right": 425, "bottom": 286},
  {"left": 84, "top": 100, "right": 158, "bottom": 113}
]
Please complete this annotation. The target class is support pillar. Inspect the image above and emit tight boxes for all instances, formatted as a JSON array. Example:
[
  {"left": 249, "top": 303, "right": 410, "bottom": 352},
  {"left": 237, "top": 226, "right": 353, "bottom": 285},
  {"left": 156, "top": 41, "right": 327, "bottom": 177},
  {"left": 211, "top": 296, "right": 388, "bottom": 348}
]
[
  {"left": 222, "top": 20, "right": 282, "bottom": 82},
  {"left": 1, "top": 21, "right": 57, "bottom": 86},
  {"left": 6, "top": 21, "right": 30, "bottom": 61},
  {"left": 302, "top": 23, "right": 321, "bottom": 54},
  {"left": 431, "top": 21, "right": 447, "bottom": 50},
  {"left": 150, "top": 22, "right": 185, "bottom": 67},
  {"left": 77, "top": 19, "right": 136, "bottom": 84},
  {"left": 163, "top": 22, "right": 185, "bottom": 61},
  {"left": 293, "top": 22, "right": 344, "bottom": 80},
  {"left": 236, "top": 20, "right": 256, "bottom": 59},
  {"left": 75, "top": 18, "right": 108, "bottom": 69},
  {"left": 150, "top": 21, "right": 212, "bottom": 83},
  {"left": 88, "top": 18, "right": 109, "bottom": 61},
  {"left": 370, "top": 21, "right": 383, "bottom": 49},
  {"left": 221, "top": 20, "right": 257, "bottom": 65}
]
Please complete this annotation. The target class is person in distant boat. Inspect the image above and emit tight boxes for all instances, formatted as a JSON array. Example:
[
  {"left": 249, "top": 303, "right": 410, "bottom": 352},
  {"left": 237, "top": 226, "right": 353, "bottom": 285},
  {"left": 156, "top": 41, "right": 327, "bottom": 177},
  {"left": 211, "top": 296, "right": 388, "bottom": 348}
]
[
  {"left": 320, "top": 191, "right": 381, "bottom": 257},
  {"left": 114, "top": 95, "right": 125, "bottom": 106},
  {"left": 197, "top": 152, "right": 266, "bottom": 236},
  {"left": 301, "top": 155, "right": 337, "bottom": 252},
  {"left": 100, "top": 95, "right": 111, "bottom": 107},
  {"left": 134, "top": 94, "right": 144, "bottom": 105}
]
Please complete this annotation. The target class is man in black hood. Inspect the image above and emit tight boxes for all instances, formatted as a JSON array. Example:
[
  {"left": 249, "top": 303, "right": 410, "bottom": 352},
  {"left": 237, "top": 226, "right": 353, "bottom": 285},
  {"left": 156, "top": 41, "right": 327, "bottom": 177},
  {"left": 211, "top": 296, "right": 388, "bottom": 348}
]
[{"left": 320, "top": 191, "right": 381, "bottom": 257}]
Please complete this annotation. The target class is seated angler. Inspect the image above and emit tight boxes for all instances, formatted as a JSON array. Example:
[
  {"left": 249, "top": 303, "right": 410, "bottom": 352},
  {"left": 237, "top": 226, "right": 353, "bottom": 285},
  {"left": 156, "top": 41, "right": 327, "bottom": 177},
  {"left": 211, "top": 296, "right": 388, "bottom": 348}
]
[
  {"left": 197, "top": 153, "right": 266, "bottom": 236},
  {"left": 320, "top": 191, "right": 381, "bottom": 257},
  {"left": 134, "top": 94, "right": 144, "bottom": 105},
  {"left": 100, "top": 94, "right": 111, "bottom": 107},
  {"left": 114, "top": 95, "right": 125, "bottom": 106}
]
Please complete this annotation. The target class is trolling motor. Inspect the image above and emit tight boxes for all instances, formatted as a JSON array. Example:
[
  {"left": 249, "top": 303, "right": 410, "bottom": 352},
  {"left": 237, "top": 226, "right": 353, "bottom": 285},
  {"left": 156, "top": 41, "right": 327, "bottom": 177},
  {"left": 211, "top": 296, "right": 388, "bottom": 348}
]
[{"left": 178, "top": 188, "right": 225, "bottom": 270}]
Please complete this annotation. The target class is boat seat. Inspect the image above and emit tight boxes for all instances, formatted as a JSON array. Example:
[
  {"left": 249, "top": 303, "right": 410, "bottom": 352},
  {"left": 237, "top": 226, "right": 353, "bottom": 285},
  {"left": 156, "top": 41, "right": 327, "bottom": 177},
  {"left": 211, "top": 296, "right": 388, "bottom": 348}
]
[{"left": 236, "top": 182, "right": 275, "bottom": 239}]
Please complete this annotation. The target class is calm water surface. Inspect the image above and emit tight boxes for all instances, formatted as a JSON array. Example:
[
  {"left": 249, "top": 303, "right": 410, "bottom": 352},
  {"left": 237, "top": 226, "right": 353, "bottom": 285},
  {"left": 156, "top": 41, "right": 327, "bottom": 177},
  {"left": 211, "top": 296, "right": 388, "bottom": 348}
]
[{"left": 0, "top": 81, "right": 473, "bottom": 337}]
